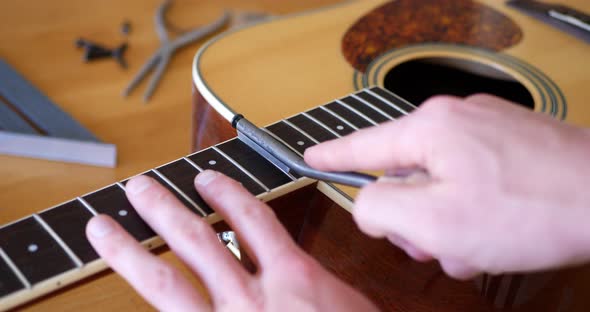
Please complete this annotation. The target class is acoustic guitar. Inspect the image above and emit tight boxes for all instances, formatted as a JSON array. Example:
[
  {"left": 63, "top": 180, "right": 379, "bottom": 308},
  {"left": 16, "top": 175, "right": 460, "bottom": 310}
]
[
  {"left": 193, "top": 0, "right": 589, "bottom": 309},
  {"left": 1, "top": 0, "right": 589, "bottom": 311}
]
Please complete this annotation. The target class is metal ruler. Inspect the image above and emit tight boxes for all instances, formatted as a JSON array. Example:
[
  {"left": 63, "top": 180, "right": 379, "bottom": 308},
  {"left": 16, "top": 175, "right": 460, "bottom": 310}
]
[{"left": 0, "top": 59, "right": 117, "bottom": 167}]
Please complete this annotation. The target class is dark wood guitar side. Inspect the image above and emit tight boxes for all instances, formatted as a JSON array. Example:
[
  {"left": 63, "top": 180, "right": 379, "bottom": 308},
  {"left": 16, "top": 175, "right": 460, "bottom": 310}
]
[{"left": 192, "top": 84, "right": 590, "bottom": 312}]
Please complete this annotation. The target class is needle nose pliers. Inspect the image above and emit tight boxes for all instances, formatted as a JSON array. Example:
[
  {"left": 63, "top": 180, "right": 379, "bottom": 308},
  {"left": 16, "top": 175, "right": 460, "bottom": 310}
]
[{"left": 124, "top": 0, "right": 230, "bottom": 101}]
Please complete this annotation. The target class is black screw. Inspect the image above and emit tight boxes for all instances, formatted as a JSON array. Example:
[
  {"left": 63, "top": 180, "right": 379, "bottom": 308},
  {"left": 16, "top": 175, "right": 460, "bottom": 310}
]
[
  {"left": 75, "top": 38, "right": 128, "bottom": 68},
  {"left": 121, "top": 20, "right": 132, "bottom": 36}
]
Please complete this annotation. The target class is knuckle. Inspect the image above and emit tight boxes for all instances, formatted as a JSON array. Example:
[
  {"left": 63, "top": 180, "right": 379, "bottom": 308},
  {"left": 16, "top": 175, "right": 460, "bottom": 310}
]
[
  {"left": 440, "top": 259, "right": 478, "bottom": 281},
  {"left": 204, "top": 177, "right": 246, "bottom": 204},
  {"left": 418, "top": 200, "right": 467, "bottom": 255},
  {"left": 143, "top": 264, "right": 183, "bottom": 295},
  {"left": 241, "top": 201, "right": 272, "bottom": 221},
  {"left": 177, "top": 218, "right": 211, "bottom": 242},
  {"left": 227, "top": 283, "right": 264, "bottom": 310},
  {"left": 278, "top": 254, "right": 317, "bottom": 285},
  {"left": 152, "top": 187, "right": 175, "bottom": 203},
  {"left": 421, "top": 208, "right": 449, "bottom": 245},
  {"left": 99, "top": 240, "right": 123, "bottom": 259},
  {"left": 132, "top": 181, "right": 175, "bottom": 207},
  {"left": 416, "top": 96, "right": 468, "bottom": 135},
  {"left": 352, "top": 187, "right": 390, "bottom": 238},
  {"left": 352, "top": 196, "right": 372, "bottom": 222},
  {"left": 465, "top": 93, "right": 495, "bottom": 104},
  {"left": 419, "top": 95, "right": 462, "bottom": 114}
]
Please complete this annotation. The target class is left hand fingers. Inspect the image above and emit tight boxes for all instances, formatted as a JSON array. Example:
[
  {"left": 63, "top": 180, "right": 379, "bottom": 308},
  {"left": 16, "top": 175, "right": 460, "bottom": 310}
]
[
  {"left": 86, "top": 215, "right": 208, "bottom": 311},
  {"left": 125, "top": 175, "right": 253, "bottom": 305},
  {"left": 194, "top": 170, "right": 302, "bottom": 271}
]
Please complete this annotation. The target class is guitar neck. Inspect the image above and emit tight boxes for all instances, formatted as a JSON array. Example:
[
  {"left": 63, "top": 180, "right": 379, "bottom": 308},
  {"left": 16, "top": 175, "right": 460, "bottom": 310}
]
[{"left": 0, "top": 86, "right": 413, "bottom": 311}]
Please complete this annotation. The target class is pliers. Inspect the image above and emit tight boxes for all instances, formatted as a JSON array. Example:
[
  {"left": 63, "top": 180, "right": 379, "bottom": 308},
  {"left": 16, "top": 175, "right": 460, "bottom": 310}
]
[{"left": 124, "top": 0, "right": 230, "bottom": 101}]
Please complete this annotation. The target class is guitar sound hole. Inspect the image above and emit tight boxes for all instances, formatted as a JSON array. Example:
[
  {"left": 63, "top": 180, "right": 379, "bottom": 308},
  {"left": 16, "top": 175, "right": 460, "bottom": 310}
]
[{"left": 383, "top": 57, "right": 534, "bottom": 109}]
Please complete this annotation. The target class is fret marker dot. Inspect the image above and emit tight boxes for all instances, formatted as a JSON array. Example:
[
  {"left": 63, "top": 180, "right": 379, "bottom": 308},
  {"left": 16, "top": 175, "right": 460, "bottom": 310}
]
[
  {"left": 28, "top": 244, "right": 38, "bottom": 253},
  {"left": 118, "top": 210, "right": 128, "bottom": 217},
  {"left": 297, "top": 141, "right": 305, "bottom": 146},
  {"left": 336, "top": 125, "right": 344, "bottom": 131},
  {"left": 208, "top": 160, "right": 217, "bottom": 165}
]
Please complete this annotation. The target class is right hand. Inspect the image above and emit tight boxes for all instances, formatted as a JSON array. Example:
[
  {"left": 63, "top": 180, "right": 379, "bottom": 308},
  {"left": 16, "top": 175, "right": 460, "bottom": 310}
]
[{"left": 304, "top": 94, "right": 590, "bottom": 279}]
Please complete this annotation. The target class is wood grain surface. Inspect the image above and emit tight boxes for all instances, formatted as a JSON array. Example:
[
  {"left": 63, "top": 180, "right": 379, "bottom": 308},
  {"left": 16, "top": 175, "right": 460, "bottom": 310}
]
[{"left": 0, "top": 1, "right": 341, "bottom": 310}]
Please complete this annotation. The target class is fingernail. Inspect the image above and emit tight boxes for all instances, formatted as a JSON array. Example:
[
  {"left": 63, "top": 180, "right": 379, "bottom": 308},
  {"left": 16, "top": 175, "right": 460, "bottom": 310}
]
[
  {"left": 88, "top": 216, "right": 114, "bottom": 238},
  {"left": 195, "top": 170, "right": 219, "bottom": 186},
  {"left": 127, "top": 175, "right": 153, "bottom": 195}
]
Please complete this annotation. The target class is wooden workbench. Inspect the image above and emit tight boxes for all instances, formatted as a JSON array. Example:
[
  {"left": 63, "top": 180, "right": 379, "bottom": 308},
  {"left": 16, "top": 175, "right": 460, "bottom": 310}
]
[{"left": 0, "top": 1, "right": 341, "bottom": 310}]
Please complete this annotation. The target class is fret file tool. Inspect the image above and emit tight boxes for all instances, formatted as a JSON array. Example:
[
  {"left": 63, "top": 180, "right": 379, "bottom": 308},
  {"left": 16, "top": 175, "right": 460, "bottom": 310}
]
[{"left": 233, "top": 115, "right": 378, "bottom": 188}]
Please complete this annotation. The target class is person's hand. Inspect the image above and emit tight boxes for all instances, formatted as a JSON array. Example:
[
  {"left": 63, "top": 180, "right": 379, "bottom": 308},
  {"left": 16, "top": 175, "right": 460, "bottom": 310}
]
[
  {"left": 305, "top": 94, "right": 590, "bottom": 279},
  {"left": 86, "top": 171, "right": 378, "bottom": 311}
]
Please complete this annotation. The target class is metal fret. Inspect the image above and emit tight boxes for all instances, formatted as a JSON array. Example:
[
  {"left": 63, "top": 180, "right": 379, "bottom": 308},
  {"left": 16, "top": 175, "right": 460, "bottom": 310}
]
[
  {"left": 116, "top": 182, "right": 127, "bottom": 191},
  {"left": 350, "top": 94, "right": 394, "bottom": 120},
  {"left": 183, "top": 156, "right": 204, "bottom": 171},
  {"left": 335, "top": 100, "right": 379, "bottom": 126},
  {"left": 319, "top": 106, "right": 360, "bottom": 130},
  {"left": 262, "top": 127, "right": 304, "bottom": 157},
  {"left": 277, "top": 119, "right": 317, "bottom": 180},
  {"left": 366, "top": 88, "right": 414, "bottom": 115},
  {"left": 229, "top": 131, "right": 299, "bottom": 181},
  {"left": 0, "top": 217, "right": 78, "bottom": 285},
  {"left": 365, "top": 89, "right": 408, "bottom": 115},
  {"left": 151, "top": 168, "right": 207, "bottom": 216},
  {"left": 39, "top": 201, "right": 99, "bottom": 264},
  {"left": 282, "top": 119, "right": 320, "bottom": 144},
  {"left": 212, "top": 146, "right": 270, "bottom": 192},
  {"left": 0, "top": 247, "right": 30, "bottom": 290},
  {"left": 373, "top": 87, "right": 417, "bottom": 110},
  {"left": 302, "top": 112, "right": 342, "bottom": 138},
  {"left": 77, "top": 197, "right": 98, "bottom": 216},
  {"left": 276, "top": 167, "right": 297, "bottom": 181},
  {"left": 33, "top": 214, "right": 83, "bottom": 268}
]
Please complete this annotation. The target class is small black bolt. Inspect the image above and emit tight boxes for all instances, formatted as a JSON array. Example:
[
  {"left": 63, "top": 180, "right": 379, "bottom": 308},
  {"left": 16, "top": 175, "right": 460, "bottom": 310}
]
[
  {"left": 75, "top": 37, "right": 128, "bottom": 68},
  {"left": 121, "top": 21, "right": 132, "bottom": 36}
]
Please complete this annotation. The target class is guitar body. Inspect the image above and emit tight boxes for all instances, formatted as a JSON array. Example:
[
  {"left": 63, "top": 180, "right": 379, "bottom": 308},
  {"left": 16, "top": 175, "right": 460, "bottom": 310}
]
[
  {"left": 192, "top": 0, "right": 590, "bottom": 310},
  {"left": 1, "top": 0, "right": 589, "bottom": 311}
]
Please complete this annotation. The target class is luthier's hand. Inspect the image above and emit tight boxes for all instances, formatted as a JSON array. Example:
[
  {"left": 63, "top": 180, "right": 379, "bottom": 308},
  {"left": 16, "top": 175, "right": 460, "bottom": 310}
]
[
  {"left": 305, "top": 94, "right": 590, "bottom": 279},
  {"left": 86, "top": 171, "right": 378, "bottom": 311}
]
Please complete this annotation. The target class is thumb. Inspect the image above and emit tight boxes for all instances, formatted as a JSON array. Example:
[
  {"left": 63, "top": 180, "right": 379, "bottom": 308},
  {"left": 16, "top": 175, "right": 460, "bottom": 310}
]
[
  {"left": 439, "top": 258, "right": 480, "bottom": 280},
  {"left": 352, "top": 180, "right": 444, "bottom": 256},
  {"left": 354, "top": 180, "right": 483, "bottom": 279}
]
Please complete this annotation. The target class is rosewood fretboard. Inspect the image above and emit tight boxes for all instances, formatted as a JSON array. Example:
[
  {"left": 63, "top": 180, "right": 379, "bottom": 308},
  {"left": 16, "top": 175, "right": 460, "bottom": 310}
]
[{"left": 0, "top": 87, "right": 415, "bottom": 310}]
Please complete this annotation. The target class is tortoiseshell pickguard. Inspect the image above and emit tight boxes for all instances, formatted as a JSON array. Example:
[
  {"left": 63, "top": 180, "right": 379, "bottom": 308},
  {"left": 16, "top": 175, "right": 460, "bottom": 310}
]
[{"left": 342, "top": 0, "right": 523, "bottom": 72}]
